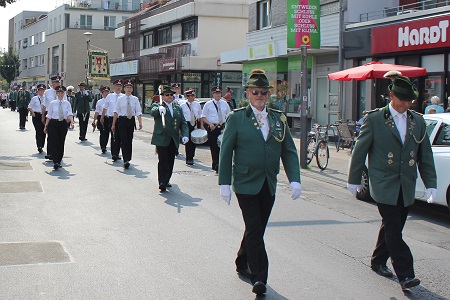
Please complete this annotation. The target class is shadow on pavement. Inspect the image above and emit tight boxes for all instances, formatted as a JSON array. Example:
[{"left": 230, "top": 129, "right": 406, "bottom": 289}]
[{"left": 158, "top": 184, "right": 202, "bottom": 213}]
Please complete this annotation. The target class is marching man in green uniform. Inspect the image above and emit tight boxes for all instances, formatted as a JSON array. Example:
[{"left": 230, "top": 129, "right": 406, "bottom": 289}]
[
  {"left": 150, "top": 85, "right": 189, "bottom": 192},
  {"left": 73, "top": 82, "right": 93, "bottom": 141},
  {"left": 348, "top": 72, "right": 437, "bottom": 291},
  {"left": 17, "top": 82, "right": 31, "bottom": 130},
  {"left": 218, "top": 69, "right": 301, "bottom": 295}
]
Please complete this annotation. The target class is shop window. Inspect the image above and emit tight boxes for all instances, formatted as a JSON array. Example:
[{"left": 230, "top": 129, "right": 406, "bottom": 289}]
[
  {"left": 423, "top": 75, "right": 443, "bottom": 114},
  {"left": 257, "top": 0, "right": 271, "bottom": 29}
]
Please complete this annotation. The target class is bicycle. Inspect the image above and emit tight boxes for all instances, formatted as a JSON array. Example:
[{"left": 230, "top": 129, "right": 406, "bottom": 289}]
[{"left": 306, "top": 123, "right": 330, "bottom": 170}]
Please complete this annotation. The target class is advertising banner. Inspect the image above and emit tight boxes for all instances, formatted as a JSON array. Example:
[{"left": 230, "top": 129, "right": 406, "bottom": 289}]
[{"left": 287, "top": 0, "right": 320, "bottom": 49}]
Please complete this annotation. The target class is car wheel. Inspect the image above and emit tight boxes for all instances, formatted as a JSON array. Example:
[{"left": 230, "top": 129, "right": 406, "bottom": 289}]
[{"left": 356, "top": 165, "right": 373, "bottom": 201}]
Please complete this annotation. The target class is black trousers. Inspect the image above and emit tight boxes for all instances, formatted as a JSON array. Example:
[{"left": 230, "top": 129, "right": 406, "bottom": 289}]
[
  {"left": 10, "top": 101, "right": 16, "bottom": 111},
  {"left": 43, "top": 112, "right": 51, "bottom": 155},
  {"left": 117, "top": 116, "right": 135, "bottom": 162},
  {"left": 47, "top": 119, "right": 68, "bottom": 164},
  {"left": 18, "top": 107, "right": 28, "bottom": 128},
  {"left": 108, "top": 116, "right": 121, "bottom": 158},
  {"left": 77, "top": 112, "right": 90, "bottom": 139},
  {"left": 184, "top": 122, "right": 197, "bottom": 161},
  {"left": 371, "top": 188, "right": 414, "bottom": 282},
  {"left": 156, "top": 139, "right": 177, "bottom": 185},
  {"left": 32, "top": 113, "right": 45, "bottom": 148},
  {"left": 235, "top": 179, "right": 275, "bottom": 284},
  {"left": 96, "top": 115, "right": 110, "bottom": 150},
  {"left": 207, "top": 126, "right": 222, "bottom": 170}
]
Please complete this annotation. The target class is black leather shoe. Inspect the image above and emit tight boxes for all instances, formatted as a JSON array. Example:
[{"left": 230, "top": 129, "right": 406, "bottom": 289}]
[
  {"left": 236, "top": 268, "right": 251, "bottom": 279},
  {"left": 159, "top": 183, "right": 166, "bottom": 192},
  {"left": 400, "top": 277, "right": 420, "bottom": 290},
  {"left": 371, "top": 265, "right": 393, "bottom": 277},
  {"left": 45, "top": 155, "right": 52, "bottom": 160},
  {"left": 38, "top": 147, "right": 43, "bottom": 153},
  {"left": 252, "top": 281, "right": 266, "bottom": 295},
  {"left": 112, "top": 155, "right": 118, "bottom": 162},
  {"left": 124, "top": 161, "right": 130, "bottom": 169},
  {"left": 101, "top": 149, "right": 106, "bottom": 154},
  {"left": 53, "top": 163, "right": 59, "bottom": 170},
  {"left": 166, "top": 183, "right": 172, "bottom": 188}
]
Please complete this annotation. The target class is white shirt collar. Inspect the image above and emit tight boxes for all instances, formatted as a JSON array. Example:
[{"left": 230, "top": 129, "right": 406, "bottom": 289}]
[
  {"left": 250, "top": 104, "right": 267, "bottom": 115},
  {"left": 389, "top": 103, "right": 407, "bottom": 119}
]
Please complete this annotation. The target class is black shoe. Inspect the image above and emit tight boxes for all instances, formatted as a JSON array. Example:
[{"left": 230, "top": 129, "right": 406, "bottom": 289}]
[
  {"left": 252, "top": 281, "right": 266, "bottom": 295},
  {"left": 400, "top": 277, "right": 420, "bottom": 290},
  {"left": 38, "top": 147, "right": 43, "bottom": 153},
  {"left": 53, "top": 163, "right": 59, "bottom": 170},
  {"left": 166, "top": 183, "right": 172, "bottom": 188},
  {"left": 124, "top": 161, "right": 130, "bottom": 169},
  {"left": 45, "top": 155, "right": 52, "bottom": 160},
  {"left": 159, "top": 183, "right": 166, "bottom": 192},
  {"left": 236, "top": 268, "right": 251, "bottom": 279},
  {"left": 371, "top": 265, "right": 393, "bottom": 278},
  {"left": 112, "top": 155, "right": 118, "bottom": 162},
  {"left": 101, "top": 149, "right": 106, "bottom": 154},
  {"left": 186, "top": 160, "right": 194, "bottom": 165}
]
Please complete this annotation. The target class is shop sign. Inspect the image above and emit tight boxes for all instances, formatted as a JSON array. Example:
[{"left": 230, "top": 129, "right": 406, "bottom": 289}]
[
  {"left": 248, "top": 43, "right": 275, "bottom": 60},
  {"left": 222, "top": 72, "right": 242, "bottom": 82},
  {"left": 160, "top": 59, "right": 176, "bottom": 72},
  {"left": 372, "top": 15, "right": 450, "bottom": 54},
  {"left": 110, "top": 60, "right": 138, "bottom": 76},
  {"left": 183, "top": 72, "right": 201, "bottom": 82}
]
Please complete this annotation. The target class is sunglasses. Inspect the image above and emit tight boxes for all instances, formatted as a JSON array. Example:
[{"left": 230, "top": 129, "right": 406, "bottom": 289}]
[
  {"left": 251, "top": 90, "right": 269, "bottom": 96},
  {"left": 164, "top": 93, "right": 174, "bottom": 96}
]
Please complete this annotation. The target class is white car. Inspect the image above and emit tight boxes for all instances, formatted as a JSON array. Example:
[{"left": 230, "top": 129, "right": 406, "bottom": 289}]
[{"left": 353, "top": 113, "right": 450, "bottom": 211}]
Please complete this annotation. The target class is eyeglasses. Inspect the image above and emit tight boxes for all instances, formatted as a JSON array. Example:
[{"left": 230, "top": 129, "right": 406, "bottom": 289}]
[
  {"left": 251, "top": 90, "right": 269, "bottom": 96},
  {"left": 164, "top": 93, "right": 173, "bottom": 96}
]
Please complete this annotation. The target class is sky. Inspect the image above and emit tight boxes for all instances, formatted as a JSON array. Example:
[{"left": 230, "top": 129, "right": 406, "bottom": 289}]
[{"left": 0, "top": 0, "right": 63, "bottom": 52}]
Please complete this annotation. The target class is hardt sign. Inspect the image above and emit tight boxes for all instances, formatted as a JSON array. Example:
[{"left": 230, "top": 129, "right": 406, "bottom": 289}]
[{"left": 372, "top": 15, "right": 450, "bottom": 54}]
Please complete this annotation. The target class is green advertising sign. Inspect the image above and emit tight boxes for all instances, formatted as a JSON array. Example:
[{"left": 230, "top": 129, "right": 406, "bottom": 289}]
[{"left": 287, "top": 0, "right": 320, "bottom": 49}]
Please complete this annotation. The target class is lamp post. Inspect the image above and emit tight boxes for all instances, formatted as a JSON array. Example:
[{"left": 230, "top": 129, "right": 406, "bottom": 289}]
[{"left": 83, "top": 32, "right": 93, "bottom": 87}]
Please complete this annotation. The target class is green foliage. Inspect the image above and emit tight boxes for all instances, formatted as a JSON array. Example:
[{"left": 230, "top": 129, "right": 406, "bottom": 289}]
[
  {"left": 0, "top": 0, "right": 17, "bottom": 8},
  {"left": 0, "top": 45, "right": 20, "bottom": 87}
]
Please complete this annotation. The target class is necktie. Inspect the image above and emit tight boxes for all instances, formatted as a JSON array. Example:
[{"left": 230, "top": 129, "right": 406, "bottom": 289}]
[
  {"left": 58, "top": 101, "right": 64, "bottom": 121},
  {"left": 217, "top": 101, "right": 223, "bottom": 125},
  {"left": 127, "top": 96, "right": 132, "bottom": 119},
  {"left": 188, "top": 103, "right": 195, "bottom": 124}
]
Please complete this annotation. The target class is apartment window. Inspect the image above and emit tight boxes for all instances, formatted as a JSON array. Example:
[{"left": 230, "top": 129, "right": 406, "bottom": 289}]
[
  {"left": 53, "top": 18, "right": 57, "bottom": 32},
  {"left": 182, "top": 20, "right": 197, "bottom": 40},
  {"left": 30, "top": 57, "right": 35, "bottom": 68},
  {"left": 58, "top": 15, "right": 62, "bottom": 31},
  {"left": 104, "top": 16, "right": 116, "bottom": 30},
  {"left": 35, "top": 33, "right": 39, "bottom": 44},
  {"left": 257, "top": 0, "right": 271, "bottom": 29},
  {"left": 23, "top": 38, "right": 28, "bottom": 48},
  {"left": 41, "top": 31, "right": 46, "bottom": 43},
  {"left": 38, "top": 54, "right": 45, "bottom": 66},
  {"left": 143, "top": 32, "right": 153, "bottom": 49},
  {"left": 30, "top": 35, "right": 35, "bottom": 46},
  {"left": 80, "top": 15, "right": 93, "bottom": 29},
  {"left": 157, "top": 27, "right": 171, "bottom": 46},
  {"left": 22, "top": 59, "right": 27, "bottom": 70},
  {"left": 49, "top": 19, "right": 53, "bottom": 33},
  {"left": 65, "top": 14, "right": 70, "bottom": 29},
  {"left": 52, "top": 46, "right": 59, "bottom": 74}
]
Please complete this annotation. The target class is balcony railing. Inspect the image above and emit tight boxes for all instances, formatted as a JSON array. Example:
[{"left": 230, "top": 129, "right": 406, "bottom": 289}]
[
  {"left": 63, "top": 0, "right": 141, "bottom": 12},
  {"left": 360, "top": 0, "right": 450, "bottom": 22}
]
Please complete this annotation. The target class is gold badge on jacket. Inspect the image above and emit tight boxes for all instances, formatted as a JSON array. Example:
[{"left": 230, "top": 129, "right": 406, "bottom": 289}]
[{"left": 387, "top": 152, "right": 394, "bottom": 164}]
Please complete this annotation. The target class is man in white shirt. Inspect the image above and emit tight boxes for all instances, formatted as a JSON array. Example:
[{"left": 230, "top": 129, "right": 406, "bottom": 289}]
[
  {"left": 201, "top": 86, "right": 231, "bottom": 172},
  {"left": 181, "top": 89, "right": 202, "bottom": 165},
  {"left": 171, "top": 83, "right": 185, "bottom": 105},
  {"left": 42, "top": 75, "right": 64, "bottom": 159}
]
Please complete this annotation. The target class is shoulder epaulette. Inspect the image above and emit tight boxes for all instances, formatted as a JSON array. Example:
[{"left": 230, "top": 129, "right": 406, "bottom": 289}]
[
  {"left": 409, "top": 109, "right": 423, "bottom": 116},
  {"left": 365, "top": 108, "right": 380, "bottom": 114},
  {"left": 233, "top": 107, "right": 246, "bottom": 112}
]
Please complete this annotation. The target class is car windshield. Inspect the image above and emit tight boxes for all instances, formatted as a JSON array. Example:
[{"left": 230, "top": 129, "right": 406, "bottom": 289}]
[{"left": 433, "top": 122, "right": 450, "bottom": 146}]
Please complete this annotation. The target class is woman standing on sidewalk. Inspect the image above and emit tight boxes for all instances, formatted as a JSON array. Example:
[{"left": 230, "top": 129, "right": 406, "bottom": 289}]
[
  {"left": 27, "top": 84, "right": 46, "bottom": 153},
  {"left": 44, "top": 86, "right": 74, "bottom": 170}
]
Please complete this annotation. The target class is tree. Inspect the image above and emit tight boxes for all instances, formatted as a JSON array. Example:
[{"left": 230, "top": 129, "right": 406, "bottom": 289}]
[
  {"left": 0, "top": 45, "right": 20, "bottom": 89},
  {"left": 0, "top": 0, "right": 17, "bottom": 8}
]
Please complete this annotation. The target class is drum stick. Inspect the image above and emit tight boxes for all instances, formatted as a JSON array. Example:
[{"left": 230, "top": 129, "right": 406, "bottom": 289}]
[{"left": 158, "top": 85, "right": 166, "bottom": 128}]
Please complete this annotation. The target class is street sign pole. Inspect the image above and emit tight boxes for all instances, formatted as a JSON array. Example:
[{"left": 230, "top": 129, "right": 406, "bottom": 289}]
[{"left": 300, "top": 45, "right": 308, "bottom": 168}]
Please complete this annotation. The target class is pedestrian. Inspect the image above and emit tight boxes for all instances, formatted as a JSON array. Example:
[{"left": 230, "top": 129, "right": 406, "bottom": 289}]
[
  {"left": 348, "top": 73, "right": 437, "bottom": 291},
  {"left": 9, "top": 86, "right": 18, "bottom": 111},
  {"left": 44, "top": 85, "right": 74, "bottom": 170},
  {"left": 150, "top": 85, "right": 189, "bottom": 192},
  {"left": 111, "top": 79, "right": 143, "bottom": 169},
  {"left": 218, "top": 69, "right": 301, "bottom": 295},
  {"left": 424, "top": 96, "right": 444, "bottom": 114},
  {"left": 27, "top": 84, "right": 46, "bottom": 153},
  {"left": 73, "top": 82, "right": 92, "bottom": 141},
  {"left": 180, "top": 89, "right": 202, "bottom": 165},
  {"left": 201, "top": 86, "right": 231, "bottom": 173},
  {"left": 445, "top": 96, "right": 450, "bottom": 112},
  {"left": 43, "top": 75, "right": 65, "bottom": 160},
  {"left": 101, "top": 79, "right": 124, "bottom": 162},
  {"left": 171, "top": 83, "right": 185, "bottom": 104},
  {"left": 92, "top": 86, "right": 111, "bottom": 154},
  {"left": 17, "top": 82, "right": 31, "bottom": 130}
]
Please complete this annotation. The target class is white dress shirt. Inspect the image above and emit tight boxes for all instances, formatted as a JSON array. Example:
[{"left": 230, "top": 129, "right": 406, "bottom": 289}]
[
  {"left": 114, "top": 94, "right": 142, "bottom": 117},
  {"left": 44, "top": 88, "right": 67, "bottom": 108},
  {"left": 181, "top": 100, "right": 202, "bottom": 125},
  {"left": 104, "top": 92, "right": 124, "bottom": 117},
  {"left": 28, "top": 95, "right": 44, "bottom": 113},
  {"left": 389, "top": 104, "right": 407, "bottom": 144},
  {"left": 95, "top": 98, "right": 107, "bottom": 114},
  {"left": 46, "top": 100, "right": 73, "bottom": 120},
  {"left": 201, "top": 99, "right": 231, "bottom": 124}
]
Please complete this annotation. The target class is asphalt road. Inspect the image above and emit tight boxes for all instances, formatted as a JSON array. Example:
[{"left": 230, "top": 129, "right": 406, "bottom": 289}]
[{"left": 0, "top": 108, "right": 449, "bottom": 300}]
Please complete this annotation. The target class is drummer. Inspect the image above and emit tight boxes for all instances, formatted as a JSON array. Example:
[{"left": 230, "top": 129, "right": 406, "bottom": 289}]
[{"left": 180, "top": 89, "right": 202, "bottom": 165}]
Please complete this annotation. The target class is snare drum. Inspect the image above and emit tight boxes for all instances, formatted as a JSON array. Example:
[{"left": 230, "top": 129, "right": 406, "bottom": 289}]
[
  {"left": 217, "top": 134, "right": 223, "bottom": 147},
  {"left": 191, "top": 129, "right": 208, "bottom": 144}
]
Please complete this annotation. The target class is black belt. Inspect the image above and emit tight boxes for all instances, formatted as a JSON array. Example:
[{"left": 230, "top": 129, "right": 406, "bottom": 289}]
[
  {"left": 50, "top": 119, "right": 65, "bottom": 123},
  {"left": 119, "top": 116, "right": 135, "bottom": 119}
]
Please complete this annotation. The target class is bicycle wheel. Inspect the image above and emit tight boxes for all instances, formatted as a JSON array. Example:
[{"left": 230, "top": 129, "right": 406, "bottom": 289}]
[
  {"left": 306, "top": 137, "right": 315, "bottom": 165},
  {"left": 316, "top": 141, "right": 329, "bottom": 170}
]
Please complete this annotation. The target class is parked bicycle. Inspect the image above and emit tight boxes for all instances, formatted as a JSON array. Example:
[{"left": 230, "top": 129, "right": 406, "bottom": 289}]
[{"left": 306, "top": 123, "right": 329, "bottom": 170}]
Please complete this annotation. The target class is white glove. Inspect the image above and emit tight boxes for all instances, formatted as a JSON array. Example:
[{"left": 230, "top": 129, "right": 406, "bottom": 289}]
[
  {"left": 290, "top": 182, "right": 302, "bottom": 200},
  {"left": 158, "top": 106, "right": 166, "bottom": 115},
  {"left": 220, "top": 185, "right": 232, "bottom": 205},
  {"left": 83, "top": 90, "right": 88, "bottom": 96},
  {"left": 426, "top": 188, "right": 437, "bottom": 204},
  {"left": 181, "top": 136, "right": 189, "bottom": 144},
  {"left": 347, "top": 183, "right": 361, "bottom": 197}
]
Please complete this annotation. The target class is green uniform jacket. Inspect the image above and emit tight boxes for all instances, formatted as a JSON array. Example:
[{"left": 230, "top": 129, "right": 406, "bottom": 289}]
[
  {"left": 218, "top": 106, "right": 301, "bottom": 196},
  {"left": 16, "top": 90, "right": 31, "bottom": 108},
  {"left": 73, "top": 91, "right": 93, "bottom": 114},
  {"left": 348, "top": 105, "right": 437, "bottom": 207},
  {"left": 150, "top": 102, "right": 188, "bottom": 148}
]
